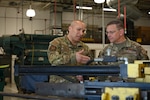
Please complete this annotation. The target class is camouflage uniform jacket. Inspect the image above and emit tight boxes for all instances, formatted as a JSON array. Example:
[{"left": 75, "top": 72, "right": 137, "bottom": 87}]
[
  {"left": 97, "top": 37, "right": 149, "bottom": 82},
  {"left": 47, "top": 35, "right": 92, "bottom": 83},
  {"left": 98, "top": 37, "right": 149, "bottom": 64}
]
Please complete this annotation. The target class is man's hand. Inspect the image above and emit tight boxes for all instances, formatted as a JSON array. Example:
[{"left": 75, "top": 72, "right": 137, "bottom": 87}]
[{"left": 76, "top": 49, "right": 91, "bottom": 64}]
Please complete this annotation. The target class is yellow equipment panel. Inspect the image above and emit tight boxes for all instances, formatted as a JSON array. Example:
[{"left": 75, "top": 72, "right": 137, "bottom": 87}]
[{"left": 102, "top": 87, "right": 139, "bottom": 100}]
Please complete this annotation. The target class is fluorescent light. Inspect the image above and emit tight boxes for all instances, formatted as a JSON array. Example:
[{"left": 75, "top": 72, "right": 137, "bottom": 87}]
[
  {"left": 94, "top": 0, "right": 105, "bottom": 3},
  {"left": 76, "top": 6, "right": 92, "bottom": 10},
  {"left": 103, "top": 8, "right": 117, "bottom": 12}
]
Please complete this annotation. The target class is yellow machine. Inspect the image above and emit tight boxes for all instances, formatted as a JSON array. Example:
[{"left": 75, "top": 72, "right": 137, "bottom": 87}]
[
  {"left": 102, "top": 87, "right": 139, "bottom": 100},
  {"left": 101, "top": 60, "right": 150, "bottom": 100}
]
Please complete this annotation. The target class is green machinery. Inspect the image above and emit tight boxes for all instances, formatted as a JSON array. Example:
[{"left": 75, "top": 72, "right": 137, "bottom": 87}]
[
  {"left": 0, "top": 33, "right": 58, "bottom": 65},
  {"left": 0, "top": 33, "right": 59, "bottom": 95}
]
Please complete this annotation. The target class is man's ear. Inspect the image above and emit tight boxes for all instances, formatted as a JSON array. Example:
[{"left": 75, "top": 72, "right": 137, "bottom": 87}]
[
  {"left": 119, "top": 29, "right": 124, "bottom": 36},
  {"left": 68, "top": 26, "right": 72, "bottom": 31}
]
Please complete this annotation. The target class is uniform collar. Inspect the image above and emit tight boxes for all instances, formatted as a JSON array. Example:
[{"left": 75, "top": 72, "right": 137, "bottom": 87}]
[
  {"left": 110, "top": 37, "right": 132, "bottom": 47},
  {"left": 65, "top": 35, "right": 83, "bottom": 48}
]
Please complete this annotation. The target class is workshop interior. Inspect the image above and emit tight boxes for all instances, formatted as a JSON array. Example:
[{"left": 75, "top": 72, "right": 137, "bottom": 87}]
[{"left": 0, "top": 0, "right": 150, "bottom": 100}]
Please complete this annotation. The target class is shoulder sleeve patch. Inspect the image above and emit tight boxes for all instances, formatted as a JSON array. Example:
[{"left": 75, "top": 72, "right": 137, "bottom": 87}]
[{"left": 49, "top": 45, "right": 56, "bottom": 51}]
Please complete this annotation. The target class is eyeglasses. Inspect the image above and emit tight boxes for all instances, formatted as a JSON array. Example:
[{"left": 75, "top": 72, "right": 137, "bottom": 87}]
[{"left": 105, "top": 30, "right": 116, "bottom": 35}]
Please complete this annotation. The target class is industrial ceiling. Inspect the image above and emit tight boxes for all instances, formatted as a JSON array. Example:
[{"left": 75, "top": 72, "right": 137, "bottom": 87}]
[{"left": 0, "top": 0, "right": 150, "bottom": 20}]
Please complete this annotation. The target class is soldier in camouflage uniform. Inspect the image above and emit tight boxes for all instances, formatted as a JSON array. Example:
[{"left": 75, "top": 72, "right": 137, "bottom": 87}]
[
  {"left": 47, "top": 20, "right": 92, "bottom": 83},
  {"left": 98, "top": 19, "right": 149, "bottom": 81},
  {"left": 98, "top": 19, "right": 149, "bottom": 64}
]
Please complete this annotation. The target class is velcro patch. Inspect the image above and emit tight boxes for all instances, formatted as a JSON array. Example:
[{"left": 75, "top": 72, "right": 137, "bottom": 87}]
[{"left": 49, "top": 45, "right": 56, "bottom": 51}]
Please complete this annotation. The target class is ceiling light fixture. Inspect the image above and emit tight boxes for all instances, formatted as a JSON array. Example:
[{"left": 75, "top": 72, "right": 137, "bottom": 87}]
[
  {"left": 148, "top": 11, "right": 150, "bottom": 15},
  {"left": 103, "top": 8, "right": 117, "bottom": 12},
  {"left": 26, "top": 4, "right": 36, "bottom": 20},
  {"left": 76, "top": 6, "right": 92, "bottom": 10},
  {"left": 94, "top": 0, "right": 105, "bottom": 3}
]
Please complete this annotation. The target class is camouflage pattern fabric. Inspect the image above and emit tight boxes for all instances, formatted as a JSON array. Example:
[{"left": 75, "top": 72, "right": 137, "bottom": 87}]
[
  {"left": 97, "top": 37, "right": 149, "bottom": 82},
  {"left": 47, "top": 35, "right": 92, "bottom": 83},
  {"left": 98, "top": 37, "right": 149, "bottom": 65}
]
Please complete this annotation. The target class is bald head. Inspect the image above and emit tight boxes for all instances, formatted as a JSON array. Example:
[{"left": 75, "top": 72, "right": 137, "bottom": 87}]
[{"left": 70, "top": 20, "right": 86, "bottom": 28}]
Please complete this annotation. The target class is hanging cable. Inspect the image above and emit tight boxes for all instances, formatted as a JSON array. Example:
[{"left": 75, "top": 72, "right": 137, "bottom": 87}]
[
  {"left": 73, "top": 0, "right": 76, "bottom": 20},
  {"left": 54, "top": 0, "right": 57, "bottom": 34},
  {"left": 124, "top": 6, "right": 127, "bottom": 34},
  {"left": 118, "top": 0, "right": 120, "bottom": 18},
  {"left": 102, "top": 3, "right": 105, "bottom": 47},
  {"left": 44, "top": 19, "right": 47, "bottom": 34}
]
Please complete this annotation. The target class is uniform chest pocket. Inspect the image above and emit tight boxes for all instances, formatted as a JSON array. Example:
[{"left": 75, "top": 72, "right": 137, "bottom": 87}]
[
  {"left": 118, "top": 49, "right": 137, "bottom": 58},
  {"left": 60, "top": 45, "right": 71, "bottom": 54}
]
